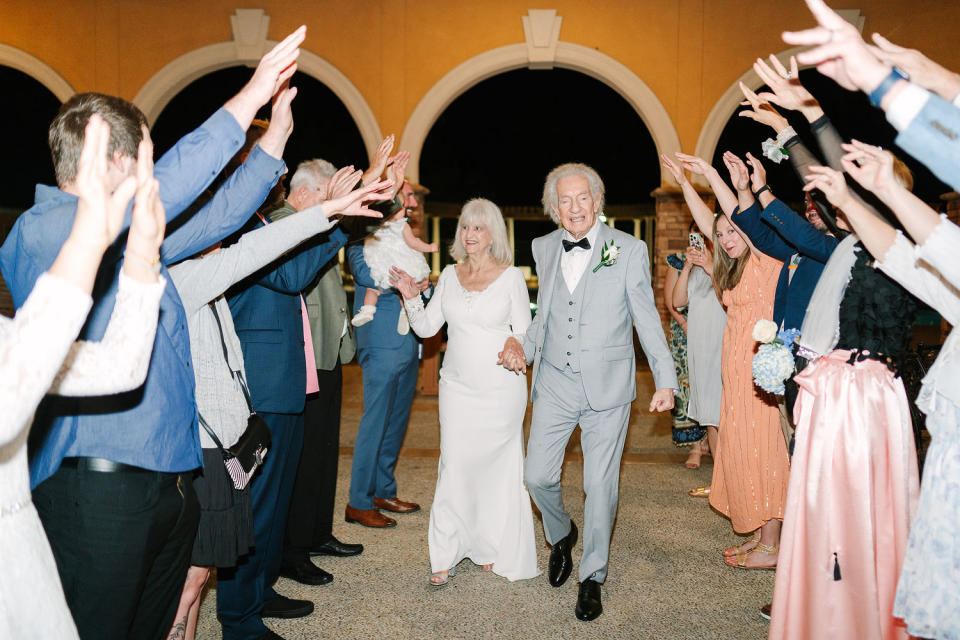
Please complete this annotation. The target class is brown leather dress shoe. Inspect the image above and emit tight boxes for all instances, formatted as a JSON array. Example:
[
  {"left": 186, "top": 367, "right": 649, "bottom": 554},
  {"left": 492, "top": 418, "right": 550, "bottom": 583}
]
[
  {"left": 345, "top": 504, "right": 397, "bottom": 528},
  {"left": 373, "top": 497, "right": 421, "bottom": 513}
]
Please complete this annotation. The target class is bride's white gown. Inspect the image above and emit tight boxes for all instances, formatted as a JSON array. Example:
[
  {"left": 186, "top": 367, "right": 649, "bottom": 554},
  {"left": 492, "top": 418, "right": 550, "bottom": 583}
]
[{"left": 404, "top": 264, "right": 539, "bottom": 581}]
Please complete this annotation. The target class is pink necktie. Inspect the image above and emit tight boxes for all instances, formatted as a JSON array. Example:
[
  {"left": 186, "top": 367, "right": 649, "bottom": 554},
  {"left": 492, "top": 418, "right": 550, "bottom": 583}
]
[{"left": 300, "top": 295, "right": 319, "bottom": 394}]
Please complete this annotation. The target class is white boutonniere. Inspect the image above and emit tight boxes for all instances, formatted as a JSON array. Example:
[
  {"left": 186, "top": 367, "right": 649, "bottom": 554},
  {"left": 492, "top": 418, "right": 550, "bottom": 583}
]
[
  {"left": 592, "top": 241, "right": 620, "bottom": 273},
  {"left": 761, "top": 138, "right": 789, "bottom": 164}
]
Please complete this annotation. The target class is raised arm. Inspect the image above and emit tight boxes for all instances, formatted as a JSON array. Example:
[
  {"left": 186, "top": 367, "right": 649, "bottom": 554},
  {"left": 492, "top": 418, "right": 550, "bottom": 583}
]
[
  {"left": 660, "top": 154, "right": 715, "bottom": 238},
  {"left": 674, "top": 152, "right": 738, "bottom": 216}
]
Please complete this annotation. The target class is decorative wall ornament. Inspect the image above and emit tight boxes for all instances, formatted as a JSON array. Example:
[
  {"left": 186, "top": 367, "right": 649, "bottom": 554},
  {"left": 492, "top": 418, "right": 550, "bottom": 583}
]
[
  {"left": 230, "top": 9, "right": 271, "bottom": 63},
  {"left": 522, "top": 9, "right": 563, "bottom": 69}
]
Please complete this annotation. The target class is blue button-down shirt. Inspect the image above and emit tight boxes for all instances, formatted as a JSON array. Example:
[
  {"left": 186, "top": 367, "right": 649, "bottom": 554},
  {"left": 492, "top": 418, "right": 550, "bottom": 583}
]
[{"left": 0, "top": 108, "right": 286, "bottom": 488}]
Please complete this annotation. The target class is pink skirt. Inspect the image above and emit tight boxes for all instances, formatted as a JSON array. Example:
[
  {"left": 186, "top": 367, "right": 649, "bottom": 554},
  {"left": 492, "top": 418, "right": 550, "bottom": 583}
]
[{"left": 769, "top": 350, "right": 919, "bottom": 640}]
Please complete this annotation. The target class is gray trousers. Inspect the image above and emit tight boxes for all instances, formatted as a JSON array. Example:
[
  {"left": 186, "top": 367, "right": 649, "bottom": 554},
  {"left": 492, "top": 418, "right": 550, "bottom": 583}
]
[{"left": 524, "top": 360, "right": 631, "bottom": 583}]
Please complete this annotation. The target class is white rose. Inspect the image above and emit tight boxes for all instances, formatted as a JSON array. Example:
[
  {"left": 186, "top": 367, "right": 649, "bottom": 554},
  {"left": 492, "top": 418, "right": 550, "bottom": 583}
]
[
  {"left": 607, "top": 244, "right": 619, "bottom": 261},
  {"left": 752, "top": 319, "right": 778, "bottom": 344}
]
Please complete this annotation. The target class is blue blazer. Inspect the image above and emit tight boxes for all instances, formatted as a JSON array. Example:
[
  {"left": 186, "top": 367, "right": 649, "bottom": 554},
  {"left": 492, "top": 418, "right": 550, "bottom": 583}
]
[
  {"left": 894, "top": 89, "right": 960, "bottom": 193},
  {"left": 346, "top": 242, "right": 420, "bottom": 352},
  {"left": 734, "top": 200, "right": 839, "bottom": 331},
  {"left": 227, "top": 220, "right": 348, "bottom": 414}
]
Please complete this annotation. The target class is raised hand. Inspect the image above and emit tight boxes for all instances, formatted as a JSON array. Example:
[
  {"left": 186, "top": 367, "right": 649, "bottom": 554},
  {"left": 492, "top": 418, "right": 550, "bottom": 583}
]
[
  {"left": 674, "top": 152, "right": 713, "bottom": 177},
  {"left": 325, "top": 165, "right": 361, "bottom": 201},
  {"left": 386, "top": 150, "right": 410, "bottom": 199},
  {"left": 782, "top": 0, "right": 889, "bottom": 93},
  {"left": 123, "top": 132, "right": 166, "bottom": 282},
  {"left": 362, "top": 134, "right": 395, "bottom": 185},
  {"left": 257, "top": 84, "right": 297, "bottom": 159},
  {"left": 224, "top": 26, "right": 306, "bottom": 128},
  {"left": 388, "top": 266, "right": 420, "bottom": 300},
  {"left": 804, "top": 165, "right": 853, "bottom": 210},
  {"left": 738, "top": 82, "right": 790, "bottom": 133},
  {"left": 319, "top": 178, "right": 394, "bottom": 219},
  {"left": 722, "top": 151, "right": 750, "bottom": 193},
  {"left": 745, "top": 152, "right": 767, "bottom": 193},
  {"left": 868, "top": 33, "right": 960, "bottom": 101},
  {"left": 839, "top": 140, "right": 899, "bottom": 196},
  {"left": 660, "top": 154, "right": 687, "bottom": 185},
  {"left": 752, "top": 56, "right": 824, "bottom": 122},
  {"left": 72, "top": 115, "right": 137, "bottom": 254}
]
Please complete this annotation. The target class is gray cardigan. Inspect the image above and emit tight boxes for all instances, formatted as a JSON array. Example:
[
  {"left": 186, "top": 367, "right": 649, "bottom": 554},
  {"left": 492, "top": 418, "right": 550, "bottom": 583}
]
[{"left": 169, "top": 205, "right": 335, "bottom": 448}]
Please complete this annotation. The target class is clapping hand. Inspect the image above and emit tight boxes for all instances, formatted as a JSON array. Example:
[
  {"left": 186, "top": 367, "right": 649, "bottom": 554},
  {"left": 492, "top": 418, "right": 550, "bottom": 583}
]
[
  {"left": 319, "top": 179, "right": 394, "bottom": 219},
  {"left": 497, "top": 337, "right": 527, "bottom": 374},
  {"left": 386, "top": 150, "right": 410, "bottom": 200},
  {"left": 388, "top": 266, "right": 420, "bottom": 300},
  {"left": 674, "top": 152, "right": 713, "bottom": 177},
  {"left": 804, "top": 165, "right": 852, "bottom": 210},
  {"left": 72, "top": 115, "right": 137, "bottom": 255},
  {"left": 783, "top": 0, "right": 890, "bottom": 94},
  {"left": 752, "top": 55, "right": 823, "bottom": 121}
]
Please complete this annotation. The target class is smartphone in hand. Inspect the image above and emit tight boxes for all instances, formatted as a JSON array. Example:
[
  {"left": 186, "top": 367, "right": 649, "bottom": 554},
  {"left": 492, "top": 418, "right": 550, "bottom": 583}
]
[{"left": 689, "top": 232, "right": 704, "bottom": 251}]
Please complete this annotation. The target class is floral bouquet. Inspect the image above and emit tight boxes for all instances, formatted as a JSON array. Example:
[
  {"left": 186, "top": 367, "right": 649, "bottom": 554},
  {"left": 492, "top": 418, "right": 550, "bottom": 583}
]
[{"left": 751, "top": 319, "right": 800, "bottom": 395}]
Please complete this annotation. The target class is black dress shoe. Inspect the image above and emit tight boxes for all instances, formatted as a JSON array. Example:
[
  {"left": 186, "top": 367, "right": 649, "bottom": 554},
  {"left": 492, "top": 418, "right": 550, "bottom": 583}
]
[
  {"left": 278, "top": 560, "right": 333, "bottom": 586},
  {"left": 548, "top": 521, "right": 578, "bottom": 587},
  {"left": 575, "top": 579, "right": 603, "bottom": 621},
  {"left": 253, "top": 631, "right": 285, "bottom": 640},
  {"left": 310, "top": 536, "right": 364, "bottom": 557},
  {"left": 261, "top": 596, "right": 315, "bottom": 619}
]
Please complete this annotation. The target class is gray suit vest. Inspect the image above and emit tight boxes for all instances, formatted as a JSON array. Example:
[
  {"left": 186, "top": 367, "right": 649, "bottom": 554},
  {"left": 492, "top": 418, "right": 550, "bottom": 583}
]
[{"left": 541, "top": 266, "right": 588, "bottom": 373}]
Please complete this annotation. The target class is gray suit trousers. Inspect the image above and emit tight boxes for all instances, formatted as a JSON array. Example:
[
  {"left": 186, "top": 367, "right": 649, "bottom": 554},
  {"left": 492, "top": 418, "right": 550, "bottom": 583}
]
[{"left": 524, "top": 359, "right": 631, "bottom": 583}]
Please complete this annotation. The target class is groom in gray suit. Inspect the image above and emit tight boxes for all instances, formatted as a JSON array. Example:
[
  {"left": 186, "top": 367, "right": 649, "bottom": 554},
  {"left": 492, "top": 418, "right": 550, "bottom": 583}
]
[{"left": 500, "top": 163, "right": 677, "bottom": 621}]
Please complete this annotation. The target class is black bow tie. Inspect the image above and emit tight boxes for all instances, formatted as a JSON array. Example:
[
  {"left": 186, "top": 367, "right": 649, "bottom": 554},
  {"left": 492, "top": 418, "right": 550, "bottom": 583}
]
[{"left": 562, "top": 237, "right": 591, "bottom": 252}]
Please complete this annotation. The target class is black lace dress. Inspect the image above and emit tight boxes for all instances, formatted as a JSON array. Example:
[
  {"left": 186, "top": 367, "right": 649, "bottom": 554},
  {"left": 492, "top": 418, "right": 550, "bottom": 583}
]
[{"left": 770, "top": 243, "right": 922, "bottom": 640}]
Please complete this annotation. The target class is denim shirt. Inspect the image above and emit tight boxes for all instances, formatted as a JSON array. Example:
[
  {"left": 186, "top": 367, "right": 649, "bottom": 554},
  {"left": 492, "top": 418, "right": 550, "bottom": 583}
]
[{"left": 0, "top": 108, "right": 286, "bottom": 487}]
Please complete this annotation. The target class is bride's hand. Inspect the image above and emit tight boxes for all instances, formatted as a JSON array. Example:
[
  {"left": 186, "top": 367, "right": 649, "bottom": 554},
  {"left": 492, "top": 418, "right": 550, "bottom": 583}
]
[
  {"left": 497, "top": 337, "right": 527, "bottom": 374},
  {"left": 389, "top": 266, "right": 420, "bottom": 299}
]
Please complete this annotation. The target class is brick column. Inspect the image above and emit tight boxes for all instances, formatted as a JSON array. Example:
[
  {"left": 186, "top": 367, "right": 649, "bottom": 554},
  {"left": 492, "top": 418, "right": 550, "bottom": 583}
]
[{"left": 650, "top": 185, "right": 716, "bottom": 331}]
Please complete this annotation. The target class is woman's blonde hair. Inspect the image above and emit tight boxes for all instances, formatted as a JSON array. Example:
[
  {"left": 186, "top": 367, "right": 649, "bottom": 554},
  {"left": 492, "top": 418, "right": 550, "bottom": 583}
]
[
  {"left": 449, "top": 198, "right": 513, "bottom": 265},
  {"left": 712, "top": 214, "right": 750, "bottom": 298}
]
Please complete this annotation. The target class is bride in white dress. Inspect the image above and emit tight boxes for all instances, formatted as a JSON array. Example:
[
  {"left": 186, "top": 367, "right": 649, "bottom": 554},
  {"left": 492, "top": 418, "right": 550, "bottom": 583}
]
[{"left": 391, "top": 198, "right": 539, "bottom": 585}]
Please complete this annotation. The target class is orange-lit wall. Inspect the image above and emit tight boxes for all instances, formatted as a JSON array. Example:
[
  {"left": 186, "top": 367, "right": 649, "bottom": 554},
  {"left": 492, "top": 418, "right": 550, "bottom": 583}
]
[{"left": 4, "top": 0, "right": 960, "bottom": 182}]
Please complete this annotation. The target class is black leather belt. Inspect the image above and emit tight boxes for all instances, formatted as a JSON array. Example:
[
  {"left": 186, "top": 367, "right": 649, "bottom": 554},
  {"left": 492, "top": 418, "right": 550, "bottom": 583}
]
[{"left": 60, "top": 457, "right": 150, "bottom": 473}]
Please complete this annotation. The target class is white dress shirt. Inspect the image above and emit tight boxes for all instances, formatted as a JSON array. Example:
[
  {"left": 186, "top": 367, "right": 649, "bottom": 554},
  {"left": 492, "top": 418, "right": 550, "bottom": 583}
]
[{"left": 560, "top": 219, "right": 602, "bottom": 294}]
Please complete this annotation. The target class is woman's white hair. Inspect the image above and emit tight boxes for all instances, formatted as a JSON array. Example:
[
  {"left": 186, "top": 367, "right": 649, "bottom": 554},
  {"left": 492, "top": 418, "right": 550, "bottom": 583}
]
[
  {"left": 541, "top": 162, "right": 605, "bottom": 224},
  {"left": 290, "top": 158, "right": 337, "bottom": 192},
  {"left": 449, "top": 198, "right": 513, "bottom": 265}
]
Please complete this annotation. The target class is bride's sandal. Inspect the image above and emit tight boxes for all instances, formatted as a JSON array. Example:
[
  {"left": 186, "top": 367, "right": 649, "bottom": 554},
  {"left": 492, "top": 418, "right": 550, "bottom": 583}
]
[
  {"left": 722, "top": 530, "right": 760, "bottom": 557},
  {"left": 429, "top": 567, "right": 456, "bottom": 587}
]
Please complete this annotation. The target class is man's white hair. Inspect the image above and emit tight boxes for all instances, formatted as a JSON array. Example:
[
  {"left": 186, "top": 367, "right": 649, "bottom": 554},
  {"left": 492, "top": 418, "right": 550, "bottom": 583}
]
[
  {"left": 449, "top": 198, "right": 513, "bottom": 265},
  {"left": 290, "top": 158, "right": 337, "bottom": 192},
  {"left": 541, "top": 162, "right": 605, "bottom": 225}
]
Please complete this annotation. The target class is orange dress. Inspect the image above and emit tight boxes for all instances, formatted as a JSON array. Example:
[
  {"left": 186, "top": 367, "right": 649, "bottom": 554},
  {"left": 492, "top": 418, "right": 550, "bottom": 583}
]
[{"left": 709, "top": 251, "right": 789, "bottom": 533}]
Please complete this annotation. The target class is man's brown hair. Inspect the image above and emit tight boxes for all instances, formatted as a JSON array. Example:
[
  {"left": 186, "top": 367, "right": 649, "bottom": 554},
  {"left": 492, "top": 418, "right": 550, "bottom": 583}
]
[{"left": 48, "top": 92, "right": 148, "bottom": 186}]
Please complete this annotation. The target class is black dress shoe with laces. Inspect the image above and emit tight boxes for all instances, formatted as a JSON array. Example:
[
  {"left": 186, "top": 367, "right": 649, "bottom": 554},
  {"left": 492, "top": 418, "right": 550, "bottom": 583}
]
[
  {"left": 260, "top": 595, "right": 315, "bottom": 619},
  {"left": 278, "top": 560, "right": 333, "bottom": 586},
  {"left": 309, "top": 535, "right": 364, "bottom": 557},
  {"left": 575, "top": 579, "right": 603, "bottom": 621},
  {"left": 548, "top": 521, "right": 578, "bottom": 587}
]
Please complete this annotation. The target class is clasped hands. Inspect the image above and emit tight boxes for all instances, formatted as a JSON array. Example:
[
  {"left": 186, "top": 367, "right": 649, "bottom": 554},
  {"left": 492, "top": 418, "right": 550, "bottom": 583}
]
[{"left": 497, "top": 337, "right": 527, "bottom": 375}]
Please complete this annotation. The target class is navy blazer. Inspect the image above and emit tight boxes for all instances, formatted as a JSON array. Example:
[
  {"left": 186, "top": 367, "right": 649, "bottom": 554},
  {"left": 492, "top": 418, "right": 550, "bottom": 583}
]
[
  {"left": 733, "top": 199, "right": 838, "bottom": 331},
  {"left": 346, "top": 242, "right": 419, "bottom": 352},
  {"left": 227, "top": 217, "right": 348, "bottom": 414}
]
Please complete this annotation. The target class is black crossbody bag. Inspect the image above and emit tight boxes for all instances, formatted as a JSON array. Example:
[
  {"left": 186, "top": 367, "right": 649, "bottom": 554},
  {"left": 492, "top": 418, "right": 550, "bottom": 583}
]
[{"left": 198, "top": 302, "right": 271, "bottom": 490}]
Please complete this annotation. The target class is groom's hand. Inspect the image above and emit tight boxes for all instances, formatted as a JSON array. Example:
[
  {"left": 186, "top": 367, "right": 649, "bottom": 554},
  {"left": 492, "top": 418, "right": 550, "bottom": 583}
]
[{"left": 649, "top": 388, "right": 675, "bottom": 412}]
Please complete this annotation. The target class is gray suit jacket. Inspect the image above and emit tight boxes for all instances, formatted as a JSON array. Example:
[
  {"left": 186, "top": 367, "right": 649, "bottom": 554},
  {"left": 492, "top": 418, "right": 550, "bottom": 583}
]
[
  {"left": 304, "top": 261, "right": 356, "bottom": 370},
  {"left": 522, "top": 223, "right": 677, "bottom": 411}
]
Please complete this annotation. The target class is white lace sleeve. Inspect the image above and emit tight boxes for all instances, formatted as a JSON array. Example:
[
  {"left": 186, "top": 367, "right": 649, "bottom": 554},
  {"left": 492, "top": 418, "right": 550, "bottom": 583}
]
[
  {"left": 48, "top": 272, "right": 166, "bottom": 396},
  {"left": 0, "top": 273, "right": 92, "bottom": 445},
  {"left": 877, "top": 230, "right": 960, "bottom": 327},
  {"left": 404, "top": 268, "right": 447, "bottom": 338},
  {"left": 507, "top": 268, "right": 532, "bottom": 342}
]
